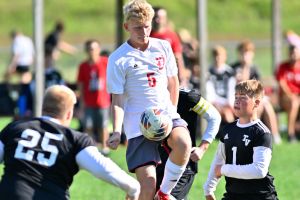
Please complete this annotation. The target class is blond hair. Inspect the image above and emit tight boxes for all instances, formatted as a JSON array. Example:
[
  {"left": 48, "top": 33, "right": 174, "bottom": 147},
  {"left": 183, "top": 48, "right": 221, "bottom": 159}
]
[
  {"left": 235, "top": 80, "right": 264, "bottom": 99},
  {"left": 42, "top": 85, "right": 77, "bottom": 119},
  {"left": 123, "top": 0, "right": 154, "bottom": 23}
]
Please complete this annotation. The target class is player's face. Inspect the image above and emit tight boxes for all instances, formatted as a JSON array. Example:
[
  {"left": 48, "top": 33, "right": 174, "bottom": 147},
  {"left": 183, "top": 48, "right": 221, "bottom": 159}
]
[
  {"left": 124, "top": 18, "right": 152, "bottom": 50},
  {"left": 86, "top": 42, "right": 101, "bottom": 58},
  {"left": 233, "top": 93, "right": 255, "bottom": 118},
  {"left": 240, "top": 50, "right": 254, "bottom": 65}
]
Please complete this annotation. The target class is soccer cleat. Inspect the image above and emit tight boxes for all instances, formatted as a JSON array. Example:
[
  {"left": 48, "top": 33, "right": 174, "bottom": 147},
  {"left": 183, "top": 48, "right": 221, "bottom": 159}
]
[{"left": 154, "top": 190, "right": 176, "bottom": 200}]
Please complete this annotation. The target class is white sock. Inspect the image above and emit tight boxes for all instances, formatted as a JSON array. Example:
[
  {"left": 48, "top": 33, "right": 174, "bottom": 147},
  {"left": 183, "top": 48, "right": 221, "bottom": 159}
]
[{"left": 160, "top": 158, "right": 186, "bottom": 194}]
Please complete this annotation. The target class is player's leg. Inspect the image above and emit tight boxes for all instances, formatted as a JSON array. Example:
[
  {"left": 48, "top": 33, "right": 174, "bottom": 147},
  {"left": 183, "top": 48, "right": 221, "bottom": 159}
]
[
  {"left": 135, "top": 165, "right": 157, "bottom": 200},
  {"left": 96, "top": 108, "right": 110, "bottom": 155},
  {"left": 280, "top": 93, "right": 299, "bottom": 142},
  {"left": 170, "top": 170, "right": 195, "bottom": 200},
  {"left": 126, "top": 136, "right": 161, "bottom": 200},
  {"left": 160, "top": 119, "right": 191, "bottom": 195},
  {"left": 83, "top": 108, "right": 95, "bottom": 141}
]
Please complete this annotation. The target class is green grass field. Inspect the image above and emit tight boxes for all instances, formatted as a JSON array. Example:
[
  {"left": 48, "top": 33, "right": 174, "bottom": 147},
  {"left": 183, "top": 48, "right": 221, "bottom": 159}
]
[
  {"left": 0, "top": 1, "right": 300, "bottom": 199},
  {"left": 0, "top": 118, "right": 299, "bottom": 199}
]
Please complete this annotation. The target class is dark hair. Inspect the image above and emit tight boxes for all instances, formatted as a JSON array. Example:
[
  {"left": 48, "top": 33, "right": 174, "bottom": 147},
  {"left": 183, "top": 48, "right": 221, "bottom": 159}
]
[
  {"left": 55, "top": 21, "right": 64, "bottom": 32},
  {"left": 237, "top": 40, "right": 255, "bottom": 52},
  {"left": 84, "top": 39, "right": 100, "bottom": 52},
  {"left": 153, "top": 6, "right": 165, "bottom": 14}
]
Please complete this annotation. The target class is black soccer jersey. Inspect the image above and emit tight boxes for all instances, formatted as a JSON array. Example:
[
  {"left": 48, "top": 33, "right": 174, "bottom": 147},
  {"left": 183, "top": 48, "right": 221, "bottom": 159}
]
[
  {"left": 219, "top": 119, "right": 277, "bottom": 195},
  {"left": 0, "top": 118, "right": 94, "bottom": 200}
]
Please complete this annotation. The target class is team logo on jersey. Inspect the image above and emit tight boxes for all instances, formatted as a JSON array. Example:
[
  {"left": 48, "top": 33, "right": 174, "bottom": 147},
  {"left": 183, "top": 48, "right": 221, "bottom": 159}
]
[
  {"left": 224, "top": 134, "right": 229, "bottom": 140},
  {"left": 155, "top": 56, "right": 165, "bottom": 70},
  {"left": 242, "top": 135, "right": 251, "bottom": 146}
]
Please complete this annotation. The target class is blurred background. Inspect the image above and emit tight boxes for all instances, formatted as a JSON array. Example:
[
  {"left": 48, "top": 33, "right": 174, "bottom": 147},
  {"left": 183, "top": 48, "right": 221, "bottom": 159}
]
[{"left": 0, "top": 0, "right": 299, "bottom": 83}]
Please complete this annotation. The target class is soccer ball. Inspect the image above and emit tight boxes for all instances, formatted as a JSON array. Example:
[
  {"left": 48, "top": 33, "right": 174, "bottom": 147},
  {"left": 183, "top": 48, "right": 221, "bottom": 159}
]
[{"left": 139, "top": 108, "right": 173, "bottom": 141}]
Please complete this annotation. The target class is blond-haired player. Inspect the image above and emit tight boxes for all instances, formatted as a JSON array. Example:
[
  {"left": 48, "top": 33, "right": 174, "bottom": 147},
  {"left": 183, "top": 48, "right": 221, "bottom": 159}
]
[{"left": 107, "top": 0, "right": 191, "bottom": 199}]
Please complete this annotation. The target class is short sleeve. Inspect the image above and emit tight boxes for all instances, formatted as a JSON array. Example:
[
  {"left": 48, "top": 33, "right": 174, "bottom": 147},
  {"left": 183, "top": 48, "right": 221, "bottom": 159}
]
[
  {"left": 254, "top": 130, "right": 273, "bottom": 149},
  {"left": 106, "top": 56, "right": 126, "bottom": 94},
  {"left": 74, "top": 132, "right": 95, "bottom": 154},
  {"left": 163, "top": 41, "right": 178, "bottom": 77}
]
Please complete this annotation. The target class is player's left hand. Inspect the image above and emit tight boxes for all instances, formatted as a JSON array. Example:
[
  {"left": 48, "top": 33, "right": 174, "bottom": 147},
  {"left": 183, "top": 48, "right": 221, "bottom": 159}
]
[{"left": 190, "top": 146, "right": 205, "bottom": 162}]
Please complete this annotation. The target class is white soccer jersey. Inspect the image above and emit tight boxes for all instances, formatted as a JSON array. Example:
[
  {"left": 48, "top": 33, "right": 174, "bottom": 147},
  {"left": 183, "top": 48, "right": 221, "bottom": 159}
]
[
  {"left": 107, "top": 37, "right": 180, "bottom": 139},
  {"left": 12, "top": 35, "right": 34, "bottom": 66}
]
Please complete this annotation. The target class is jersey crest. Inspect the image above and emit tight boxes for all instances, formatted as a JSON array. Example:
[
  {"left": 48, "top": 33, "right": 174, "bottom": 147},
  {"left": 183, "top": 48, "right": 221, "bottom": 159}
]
[
  {"left": 242, "top": 134, "right": 251, "bottom": 146},
  {"left": 155, "top": 55, "right": 165, "bottom": 70}
]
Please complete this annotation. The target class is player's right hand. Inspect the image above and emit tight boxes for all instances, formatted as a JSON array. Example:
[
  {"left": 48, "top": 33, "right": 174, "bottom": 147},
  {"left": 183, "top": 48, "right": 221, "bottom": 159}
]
[
  {"left": 107, "top": 132, "right": 121, "bottom": 150},
  {"left": 205, "top": 194, "right": 216, "bottom": 200},
  {"left": 125, "top": 194, "right": 138, "bottom": 200}
]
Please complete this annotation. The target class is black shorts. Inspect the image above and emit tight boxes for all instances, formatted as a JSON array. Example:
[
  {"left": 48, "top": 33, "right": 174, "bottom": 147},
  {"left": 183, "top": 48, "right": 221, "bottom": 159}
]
[
  {"left": 16, "top": 65, "right": 30, "bottom": 74},
  {"left": 222, "top": 191, "right": 279, "bottom": 200},
  {"left": 170, "top": 168, "right": 195, "bottom": 200}
]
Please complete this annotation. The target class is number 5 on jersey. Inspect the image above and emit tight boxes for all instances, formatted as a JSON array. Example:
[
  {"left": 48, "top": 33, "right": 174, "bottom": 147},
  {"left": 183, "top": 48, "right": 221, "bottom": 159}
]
[{"left": 147, "top": 72, "right": 156, "bottom": 87}]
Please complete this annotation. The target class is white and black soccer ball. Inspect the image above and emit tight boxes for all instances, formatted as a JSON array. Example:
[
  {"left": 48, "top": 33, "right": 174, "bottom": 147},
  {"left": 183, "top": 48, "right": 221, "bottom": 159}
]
[{"left": 139, "top": 108, "right": 173, "bottom": 141}]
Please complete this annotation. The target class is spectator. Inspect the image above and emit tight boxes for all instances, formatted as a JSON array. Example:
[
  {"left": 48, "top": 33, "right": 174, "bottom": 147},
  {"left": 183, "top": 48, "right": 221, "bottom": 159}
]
[
  {"left": 203, "top": 80, "right": 278, "bottom": 200},
  {"left": 0, "top": 85, "right": 140, "bottom": 200},
  {"left": 231, "top": 40, "right": 282, "bottom": 144},
  {"left": 5, "top": 30, "right": 34, "bottom": 84},
  {"left": 77, "top": 39, "right": 111, "bottom": 155},
  {"left": 276, "top": 44, "right": 300, "bottom": 143},
  {"left": 4, "top": 30, "right": 34, "bottom": 119},
  {"left": 28, "top": 47, "right": 66, "bottom": 117},
  {"left": 206, "top": 45, "right": 236, "bottom": 124},
  {"left": 45, "top": 20, "right": 77, "bottom": 60},
  {"left": 106, "top": 0, "right": 192, "bottom": 199},
  {"left": 178, "top": 28, "right": 200, "bottom": 89},
  {"left": 150, "top": 6, "right": 189, "bottom": 87}
]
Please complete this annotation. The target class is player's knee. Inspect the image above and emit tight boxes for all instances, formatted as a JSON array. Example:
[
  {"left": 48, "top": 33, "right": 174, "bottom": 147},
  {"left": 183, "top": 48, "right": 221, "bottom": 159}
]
[
  {"left": 139, "top": 179, "right": 156, "bottom": 198},
  {"left": 171, "top": 129, "right": 191, "bottom": 154}
]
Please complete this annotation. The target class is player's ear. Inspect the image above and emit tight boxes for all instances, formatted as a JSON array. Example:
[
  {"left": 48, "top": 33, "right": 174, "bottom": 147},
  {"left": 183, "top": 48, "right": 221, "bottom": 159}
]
[
  {"left": 124, "top": 23, "right": 129, "bottom": 31},
  {"left": 254, "top": 98, "right": 261, "bottom": 108}
]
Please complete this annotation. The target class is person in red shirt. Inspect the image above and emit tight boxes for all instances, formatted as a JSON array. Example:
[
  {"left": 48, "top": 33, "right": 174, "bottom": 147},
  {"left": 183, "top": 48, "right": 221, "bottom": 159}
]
[
  {"left": 77, "top": 39, "right": 111, "bottom": 154},
  {"left": 150, "top": 6, "right": 189, "bottom": 87},
  {"left": 276, "top": 45, "right": 300, "bottom": 142}
]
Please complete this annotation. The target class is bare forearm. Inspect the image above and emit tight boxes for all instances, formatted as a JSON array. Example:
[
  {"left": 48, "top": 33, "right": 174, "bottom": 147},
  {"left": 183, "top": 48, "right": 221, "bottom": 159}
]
[{"left": 168, "top": 76, "right": 179, "bottom": 106}]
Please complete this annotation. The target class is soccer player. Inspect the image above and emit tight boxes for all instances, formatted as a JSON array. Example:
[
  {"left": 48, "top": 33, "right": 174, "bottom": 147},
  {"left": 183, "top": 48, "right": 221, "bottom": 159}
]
[
  {"left": 106, "top": 0, "right": 191, "bottom": 199},
  {"left": 156, "top": 88, "right": 221, "bottom": 200},
  {"left": 0, "top": 85, "right": 140, "bottom": 200},
  {"left": 203, "top": 80, "right": 278, "bottom": 200}
]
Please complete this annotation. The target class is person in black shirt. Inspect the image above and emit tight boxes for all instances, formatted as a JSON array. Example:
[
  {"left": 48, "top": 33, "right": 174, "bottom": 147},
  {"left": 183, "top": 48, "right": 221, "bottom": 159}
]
[
  {"left": 156, "top": 88, "right": 221, "bottom": 200},
  {"left": 0, "top": 85, "right": 140, "bottom": 200},
  {"left": 204, "top": 80, "right": 278, "bottom": 200},
  {"left": 45, "top": 21, "right": 77, "bottom": 60}
]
